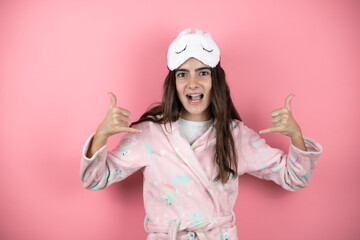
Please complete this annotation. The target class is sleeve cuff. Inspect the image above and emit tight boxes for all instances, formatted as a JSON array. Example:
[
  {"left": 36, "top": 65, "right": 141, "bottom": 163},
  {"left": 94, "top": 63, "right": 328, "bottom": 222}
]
[
  {"left": 290, "top": 135, "right": 323, "bottom": 156},
  {"left": 81, "top": 132, "right": 108, "bottom": 161}
]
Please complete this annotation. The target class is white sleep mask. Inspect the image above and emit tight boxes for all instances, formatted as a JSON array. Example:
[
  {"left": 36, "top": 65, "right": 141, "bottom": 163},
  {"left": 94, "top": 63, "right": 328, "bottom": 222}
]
[{"left": 167, "top": 28, "right": 220, "bottom": 71}]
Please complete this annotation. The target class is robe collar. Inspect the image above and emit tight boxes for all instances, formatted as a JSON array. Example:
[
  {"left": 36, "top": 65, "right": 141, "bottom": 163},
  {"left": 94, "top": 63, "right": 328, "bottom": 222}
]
[{"left": 160, "top": 118, "right": 217, "bottom": 189}]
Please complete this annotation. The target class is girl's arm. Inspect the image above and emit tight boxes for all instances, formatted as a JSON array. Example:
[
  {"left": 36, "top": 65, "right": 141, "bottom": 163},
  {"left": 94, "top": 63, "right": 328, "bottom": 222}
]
[
  {"left": 80, "top": 92, "right": 147, "bottom": 191},
  {"left": 236, "top": 94, "right": 323, "bottom": 191},
  {"left": 86, "top": 131, "right": 108, "bottom": 159},
  {"left": 290, "top": 133, "right": 307, "bottom": 152},
  {"left": 239, "top": 122, "right": 323, "bottom": 191},
  {"left": 80, "top": 123, "right": 151, "bottom": 191}
]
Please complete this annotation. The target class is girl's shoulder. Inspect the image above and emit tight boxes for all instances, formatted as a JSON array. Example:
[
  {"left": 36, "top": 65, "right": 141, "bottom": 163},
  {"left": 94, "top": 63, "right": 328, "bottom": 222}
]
[
  {"left": 131, "top": 120, "right": 153, "bottom": 131},
  {"left": 131, "top": 119, "right": 163, "bottom": 134},
  {"left": 229, "top": 119, "right": 244, "bottom": 130},
  {"left": 230, "top": 119, "right": 258, "bottom": 138}
]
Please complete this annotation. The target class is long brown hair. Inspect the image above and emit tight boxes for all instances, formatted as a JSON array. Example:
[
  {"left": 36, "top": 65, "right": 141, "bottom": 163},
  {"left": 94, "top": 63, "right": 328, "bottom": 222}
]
[{"left": 130, "top": 62, "right": 242, "bottom": 184}]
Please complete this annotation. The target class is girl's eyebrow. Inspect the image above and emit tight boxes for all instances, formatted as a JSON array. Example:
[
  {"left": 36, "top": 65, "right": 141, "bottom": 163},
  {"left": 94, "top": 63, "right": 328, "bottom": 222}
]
[{"left": 175, "top": 67, "right": 211, "bottom": 73}]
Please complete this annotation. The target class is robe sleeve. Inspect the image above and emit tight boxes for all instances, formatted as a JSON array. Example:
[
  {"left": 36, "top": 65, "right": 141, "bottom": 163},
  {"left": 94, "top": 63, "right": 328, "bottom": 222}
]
[
  {"left": 80, "top": 122, "right": 151, "bottom": 191},
  {"left": 239, "top": 121, "right": 323, "bottom": 191}
]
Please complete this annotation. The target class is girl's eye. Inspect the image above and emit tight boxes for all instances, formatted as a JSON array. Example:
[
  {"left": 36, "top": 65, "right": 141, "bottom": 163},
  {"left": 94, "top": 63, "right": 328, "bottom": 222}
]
[
  {"left": 200, "top": 71, "right": 209, "bottom": 76},
  {"left": 177, "top": 72, "right": 186, "bottom": 78}
]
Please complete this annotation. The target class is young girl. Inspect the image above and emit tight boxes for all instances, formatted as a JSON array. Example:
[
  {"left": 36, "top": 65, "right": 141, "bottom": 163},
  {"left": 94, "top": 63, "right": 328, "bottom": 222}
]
[{"left": 80, "top": 28, "right": 323, "bottom": 240}]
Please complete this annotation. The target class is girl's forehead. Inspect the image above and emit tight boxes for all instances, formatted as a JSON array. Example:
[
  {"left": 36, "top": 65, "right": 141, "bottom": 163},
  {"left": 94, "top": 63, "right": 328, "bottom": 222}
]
[{"left": 178, "top": 57, "right": 209, "bottom": 69}]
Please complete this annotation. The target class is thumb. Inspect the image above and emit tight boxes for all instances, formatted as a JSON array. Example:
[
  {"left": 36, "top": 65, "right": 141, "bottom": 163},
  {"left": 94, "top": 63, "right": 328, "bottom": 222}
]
[
  {"left": 285, "top": 94, "right": 294, "bottom": 111},
  {"left": 107, "top": 92, "right": 117, "bottom": 110}
]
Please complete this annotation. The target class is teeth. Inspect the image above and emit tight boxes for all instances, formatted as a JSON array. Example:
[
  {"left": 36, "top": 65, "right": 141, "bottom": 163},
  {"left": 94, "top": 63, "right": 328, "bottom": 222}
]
[
  {"left": 186, "top": 93, "right": 203, "bottom": 102},
  {"left": 186, "top": 93, "right": 203, "bottom": 98},
  {"left": 189, "top": 94, "right": 201, "bottom": 97}
]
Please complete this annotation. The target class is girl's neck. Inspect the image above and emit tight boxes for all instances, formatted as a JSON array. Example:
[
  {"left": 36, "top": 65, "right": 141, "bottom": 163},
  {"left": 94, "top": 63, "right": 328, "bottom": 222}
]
[{"left": 179, "top": 109, "right": 211, "bottom": 122}]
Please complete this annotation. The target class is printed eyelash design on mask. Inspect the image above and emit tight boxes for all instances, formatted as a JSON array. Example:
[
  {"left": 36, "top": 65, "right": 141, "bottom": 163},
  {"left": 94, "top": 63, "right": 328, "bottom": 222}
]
[
  {"left": 202, "top": 46, "right": 213, "bottom": 52},
  {"left": 175, "top": 45, "right": 187, "bottom": 54},
  {"left": 174, "top": 44, "right": 213, "bottom": 54}
]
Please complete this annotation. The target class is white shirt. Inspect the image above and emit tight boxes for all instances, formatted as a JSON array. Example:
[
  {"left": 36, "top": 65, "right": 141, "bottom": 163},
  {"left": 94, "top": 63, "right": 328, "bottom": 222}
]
[{"left": 178, "top": 117, "right": 214, "bottom": 145}]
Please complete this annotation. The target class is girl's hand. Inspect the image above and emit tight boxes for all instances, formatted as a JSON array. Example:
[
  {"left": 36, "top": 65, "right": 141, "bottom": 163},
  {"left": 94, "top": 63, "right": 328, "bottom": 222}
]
[
  {"left": 259, "top": 94, "right": 302, "bottom": 138},
  {"left": 96, "top": 92, "right": 142, "bottom": 138}
]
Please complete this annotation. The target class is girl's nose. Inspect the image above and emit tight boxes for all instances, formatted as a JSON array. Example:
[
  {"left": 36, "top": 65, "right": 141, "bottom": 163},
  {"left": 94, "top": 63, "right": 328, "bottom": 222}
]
[{"left": 188, "top": 74, "right": 199, "bottom": 88}]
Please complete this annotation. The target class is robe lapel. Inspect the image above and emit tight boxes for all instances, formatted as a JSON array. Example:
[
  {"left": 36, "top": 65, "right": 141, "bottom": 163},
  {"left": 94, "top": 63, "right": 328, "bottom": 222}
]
[
  {"left": 161, "top": 119, "right": 222, "bottom": 214},
  {"left": 161, "top": 120, "right": 212, "bottom": 190}
]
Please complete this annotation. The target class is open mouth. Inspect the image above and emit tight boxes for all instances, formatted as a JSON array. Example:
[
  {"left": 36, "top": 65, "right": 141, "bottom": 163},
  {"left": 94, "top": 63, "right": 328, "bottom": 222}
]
[{"left": 186, "top": 93, "right": 204, "bottom": 103}]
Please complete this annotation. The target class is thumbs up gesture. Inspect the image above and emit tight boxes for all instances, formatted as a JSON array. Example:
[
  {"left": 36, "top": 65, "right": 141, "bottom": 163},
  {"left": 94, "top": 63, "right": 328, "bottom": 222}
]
[
  {"left": 96, "top": 92, "right": 142, "bottom": 138},
  {"left": 259, "top": 94, "right": 302, "bottom": 138}
]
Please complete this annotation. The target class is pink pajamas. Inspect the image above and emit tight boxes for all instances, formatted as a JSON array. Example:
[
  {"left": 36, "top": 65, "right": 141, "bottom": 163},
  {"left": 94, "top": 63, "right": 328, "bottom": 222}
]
[{"left": 80, "top": 119, "right": 323, "bottom": 239}]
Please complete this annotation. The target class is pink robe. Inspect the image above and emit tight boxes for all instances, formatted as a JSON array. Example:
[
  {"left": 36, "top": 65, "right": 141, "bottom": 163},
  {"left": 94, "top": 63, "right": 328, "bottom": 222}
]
[{"left": 80, "top": 119, "right": 323, "bottom": 240}]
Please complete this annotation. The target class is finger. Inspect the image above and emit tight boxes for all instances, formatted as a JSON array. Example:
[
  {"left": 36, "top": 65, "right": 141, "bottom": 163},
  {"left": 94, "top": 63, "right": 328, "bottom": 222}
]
[
  {"left": 259, "top": 126, "right": 282, "bottom": 134},
  {"left": 114, "top": 119, "right": 130, "bottom": 127},
  {"left": 273, "top": 121, "right": 282, "bottom": 127},
  {"left": 113, "top": 107, "right": 131, "bottom": 117},
  {"left": 117, "top": 126, "right": 142, "bottom": 133},
  {"left": 114, "top": 113, "right": 130, "bottom": 123},
  {"left": 270, "top": 108, "right": 283, "bottom": 117},
  {"left": 107, "top": 92, "right": 117, "bottom": 110},
  {"left": 271, "top": 107, "right": 290, "bottom": 117},
  {"left": 285, "top": 94, "right": 294, "bottom": 111},
  {"left": 273, "top": 116, "right": 288, "bottom": 127},
  {"left": 272, "top": 113, "right": 290, "bottom": 124},
  {"left": 271, "top": 115, "right": 282, "bottom": 123}
]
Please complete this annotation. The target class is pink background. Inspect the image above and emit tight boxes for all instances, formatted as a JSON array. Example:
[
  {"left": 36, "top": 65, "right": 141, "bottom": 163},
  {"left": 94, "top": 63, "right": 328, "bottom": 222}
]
[{"left": 1, "top": 0, "right": 359, "bottom": 239}]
